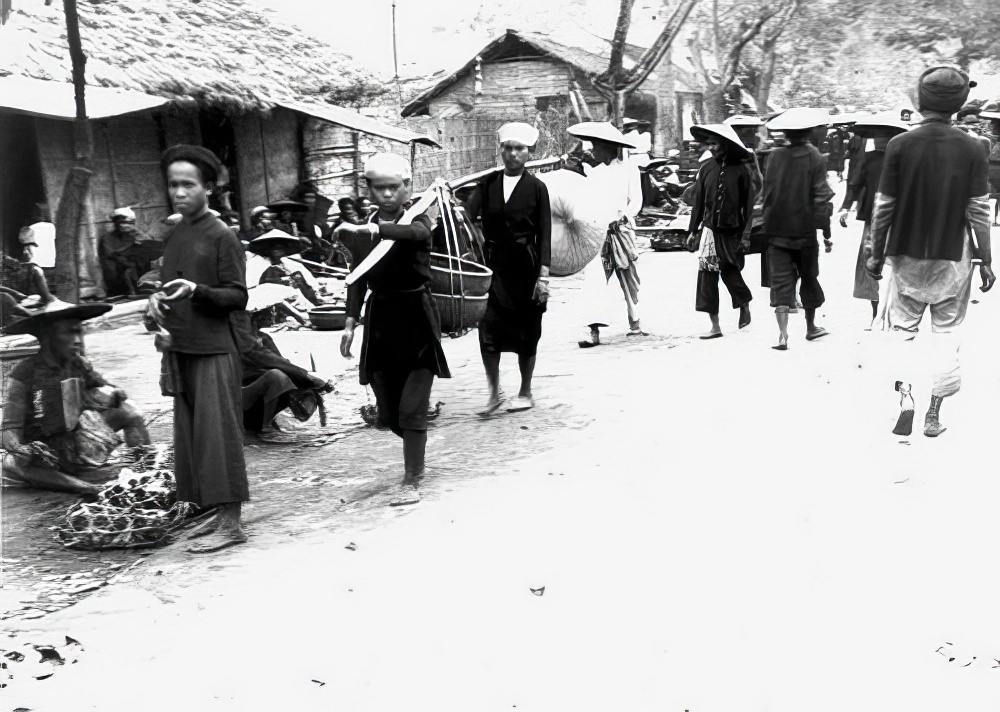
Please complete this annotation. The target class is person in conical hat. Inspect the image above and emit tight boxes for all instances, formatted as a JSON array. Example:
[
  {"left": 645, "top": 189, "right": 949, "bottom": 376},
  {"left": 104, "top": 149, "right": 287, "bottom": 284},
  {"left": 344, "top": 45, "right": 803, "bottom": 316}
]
[
  {"left": 464, "top": 121, "right": 551, "bottom": 414},
  {"left": 566, "top": 122, "right": 645, "bottom": 346},
  {"left": 337, "top": 152, "right": 450, "bottom": 503},
  {"left": 837, "top": 114, "right": 910, "bottom": 323},
  {"left": 686, "top": 124, "right": 756, "bottom": 339},
  {"left": 2, "top": 300, "right": 151, "bottom": 495},
  {"left": 865, "top": 65, "right": 994, "bottom": 438},
  {"left": 761, "top": 109, "right": 836, "bottom": 349}
]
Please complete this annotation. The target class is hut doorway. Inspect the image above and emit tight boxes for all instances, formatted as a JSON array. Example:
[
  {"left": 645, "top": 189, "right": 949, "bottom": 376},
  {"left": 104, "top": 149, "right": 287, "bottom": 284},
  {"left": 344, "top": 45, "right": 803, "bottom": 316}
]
[
  {"left": 0, "top": 115, "right": 47, "bottom": 257},
  {"left": 199, "top": 110, "right": 241, "bottom": 218}
]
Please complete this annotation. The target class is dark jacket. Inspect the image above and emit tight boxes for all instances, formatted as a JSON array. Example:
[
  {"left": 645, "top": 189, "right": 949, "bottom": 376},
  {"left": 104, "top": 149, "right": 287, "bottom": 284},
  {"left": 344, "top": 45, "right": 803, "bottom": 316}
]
[
  {"left": 761, "top": 143, "right": 835, "bottom": 239},
  {"left": 688, "top": 158, "right": 757, "bottom": 239},
  {"left": 878, "top": 120, "right": 989, "bottom": 261},
  {"left": 841, "top": 149, "right": 886, "bottom": 222},
  {"left": 160, "top": 211, "right": 248, "bottom": 355}
]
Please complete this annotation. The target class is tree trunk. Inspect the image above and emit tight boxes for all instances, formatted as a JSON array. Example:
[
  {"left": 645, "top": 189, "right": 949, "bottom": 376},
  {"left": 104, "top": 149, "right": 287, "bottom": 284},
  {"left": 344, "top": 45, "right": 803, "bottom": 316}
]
[
  {"left": 57, "top": 0, "right": 98, "bottom": 302},
  {"left": 703, "top": 84, "right": 727, "bottom": 123},
  {"left": 755, "top": 38, "right": 777, "bottom": 115}
]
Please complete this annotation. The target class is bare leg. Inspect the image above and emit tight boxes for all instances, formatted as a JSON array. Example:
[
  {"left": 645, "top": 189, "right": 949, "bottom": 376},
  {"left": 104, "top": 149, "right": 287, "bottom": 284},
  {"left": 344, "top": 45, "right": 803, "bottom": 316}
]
[
  {"left": 871, "top": 301, "right": 879, "bottom": 321},
  {"left": 805, "top": 308, "right": 828, "bottom": 340},
  {"left": 2, "top": 454, "right": 103, "bottom": 495},
  {"left": 773, "top": 307, "right": 789, "bottom": 350},
  {"left": 186, "top": 502, "right": 246, "bottom": 553},
  {"left": 480, "top": 351, "right": 503, "bottom": 414},
  {"left": 700, "top": 312, "right": 722, "bottom": 339},
  {"left": 517, "top": 354, "right": 536, "bottom": 399}
]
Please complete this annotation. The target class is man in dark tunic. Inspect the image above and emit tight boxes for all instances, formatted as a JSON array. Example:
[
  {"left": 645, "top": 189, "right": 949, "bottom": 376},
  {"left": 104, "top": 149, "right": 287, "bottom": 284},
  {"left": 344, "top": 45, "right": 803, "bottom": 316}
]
[
  {"left": 464, "top": 122, "right": 551, "bottom": 414},
  {"left": 2, "top": 301, "right": 150, "bottom": 494},
  {"left": 837, "top": 115, "right": 909, "bottom": 323},
  {"left": 761, "top": 108, "right": 836, "bottom": 350},
  {"left": 151, "top": 144, "right": 249, "bottom": 553},
  {"left": 686, "top": 123, "right": 756, "bottom": 339},
  {"left": 338, "top": 153, "right": 450, "bottom": 502},
  {"left": 866, "top": 66, "right": 995, "bottom": 438}
]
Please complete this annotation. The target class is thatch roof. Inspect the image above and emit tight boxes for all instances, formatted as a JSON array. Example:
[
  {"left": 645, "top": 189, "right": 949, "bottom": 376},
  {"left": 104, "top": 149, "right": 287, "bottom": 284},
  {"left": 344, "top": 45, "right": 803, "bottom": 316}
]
[
  {"left": 0, "top": 0, "right": 380, "bottom": 112},
  {"left": 402, "top": 29, "right": 649, "bottom": 118}
]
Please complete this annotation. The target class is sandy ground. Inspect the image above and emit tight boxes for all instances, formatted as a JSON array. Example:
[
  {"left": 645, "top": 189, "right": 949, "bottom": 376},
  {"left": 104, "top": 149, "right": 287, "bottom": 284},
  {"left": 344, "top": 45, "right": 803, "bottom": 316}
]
[{"left": 4, "top": 186, "right": 1000, "bottom": 711}]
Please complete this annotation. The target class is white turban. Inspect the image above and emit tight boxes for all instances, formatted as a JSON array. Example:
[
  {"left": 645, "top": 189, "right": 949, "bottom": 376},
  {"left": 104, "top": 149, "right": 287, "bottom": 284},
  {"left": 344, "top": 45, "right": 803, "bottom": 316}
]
[
  {"left": 20, "top": 222, "right": 57, "bottom": 268},
  {"left": 497, "top": 122, "right": 539, "bottom": 147},
  {"left": 364, "top": 153, "right": 412, "bottom": 182},
  {"left": 111, "top": 206, "right": 136, "bottom": 222}
]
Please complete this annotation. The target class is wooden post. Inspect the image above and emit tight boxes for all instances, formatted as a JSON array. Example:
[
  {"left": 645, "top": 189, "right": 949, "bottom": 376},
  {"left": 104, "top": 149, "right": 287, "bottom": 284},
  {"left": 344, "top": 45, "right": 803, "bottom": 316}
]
[
  {"left": 352, "top": 131, "right": 360, "bottom": 197},
  {"left": 103, "top": 122, "right": 119, "bottom": 207},
  {"left": 53, "top": 0, "right": 94, "bottom": 302}
]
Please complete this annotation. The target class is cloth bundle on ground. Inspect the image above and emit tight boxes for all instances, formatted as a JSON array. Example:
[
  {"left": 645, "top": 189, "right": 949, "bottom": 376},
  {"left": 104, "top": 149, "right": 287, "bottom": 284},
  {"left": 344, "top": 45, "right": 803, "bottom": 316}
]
[{"left": 52, "top": 446, "right": 194, "bottom": 550}]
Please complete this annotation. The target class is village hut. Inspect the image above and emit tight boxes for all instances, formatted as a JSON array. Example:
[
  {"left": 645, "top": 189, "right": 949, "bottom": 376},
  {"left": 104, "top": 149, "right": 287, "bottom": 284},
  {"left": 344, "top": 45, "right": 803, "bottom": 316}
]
[
  {"left": 400, "top": 29, "right": 707, "bottom": 168},
  {"left": 0, "top": 0, "right": 437, "bottom": 296}
]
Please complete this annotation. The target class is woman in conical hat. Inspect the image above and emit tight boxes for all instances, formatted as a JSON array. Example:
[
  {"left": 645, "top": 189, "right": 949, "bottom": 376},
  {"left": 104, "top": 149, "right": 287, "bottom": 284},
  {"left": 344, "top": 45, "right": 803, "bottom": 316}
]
[
  {"left": 686, "top": 124, "right": 756, "bottom": 339},
  {"left": 837, "top": 114, "right": 910, "bottom": 324}
]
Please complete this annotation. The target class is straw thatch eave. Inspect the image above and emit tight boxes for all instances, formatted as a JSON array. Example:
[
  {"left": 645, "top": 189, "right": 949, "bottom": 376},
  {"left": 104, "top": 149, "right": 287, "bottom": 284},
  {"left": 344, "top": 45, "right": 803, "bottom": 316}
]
[{"left": 0, "top": 0, "right": 381, "bottom": 113}]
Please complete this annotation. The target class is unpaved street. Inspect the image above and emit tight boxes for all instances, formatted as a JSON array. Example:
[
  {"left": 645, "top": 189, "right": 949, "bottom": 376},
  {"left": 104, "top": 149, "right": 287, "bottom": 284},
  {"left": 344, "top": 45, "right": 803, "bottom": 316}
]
[{"left": 4, "top": 202, "right": 1000, "bottom": 711}]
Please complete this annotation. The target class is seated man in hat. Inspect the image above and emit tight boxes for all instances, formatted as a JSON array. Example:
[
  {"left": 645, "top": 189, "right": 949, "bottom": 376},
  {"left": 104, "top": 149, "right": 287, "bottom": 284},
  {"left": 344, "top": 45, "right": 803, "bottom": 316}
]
[
  {"left": 232, "top": 287, "right": 334, "bottom": 433},
  {"left": 100, "top": 207, "right": 147, "bottom": 297},
  {"left": 1, "top": 301, "right": 151, "bottom": 495},
  {"left": 246, "top": 228, "right": 322, "bottom": 306}
]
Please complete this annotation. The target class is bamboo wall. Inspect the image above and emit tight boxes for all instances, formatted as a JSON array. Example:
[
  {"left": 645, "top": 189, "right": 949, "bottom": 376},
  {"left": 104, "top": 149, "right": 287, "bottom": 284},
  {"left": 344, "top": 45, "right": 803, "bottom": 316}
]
[
  {"left": 420, "top": 56, "right": 692, "bottom": 157},
  {"left": 301, "top": 117, "right": 408, "bottom": 203},
  {"left": 233, "top": 107, "right": 302, "bottom": 216}
]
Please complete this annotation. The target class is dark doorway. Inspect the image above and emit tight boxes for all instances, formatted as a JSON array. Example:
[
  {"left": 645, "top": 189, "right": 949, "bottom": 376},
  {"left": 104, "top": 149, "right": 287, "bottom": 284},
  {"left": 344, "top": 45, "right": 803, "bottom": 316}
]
[
  {"left": 0, "top": 114, "right": 47, "bottom": 257},
  {"left": 198, "top": 109, "right": 241, "bottom": 218}
]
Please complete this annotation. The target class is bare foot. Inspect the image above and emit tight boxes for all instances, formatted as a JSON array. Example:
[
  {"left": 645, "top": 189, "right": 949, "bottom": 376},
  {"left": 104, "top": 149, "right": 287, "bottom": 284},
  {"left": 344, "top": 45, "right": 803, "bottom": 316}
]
[
  {"left": 185, "top": 519, "right": 219, "bottom": 540},
  {"left": 186, "top": 526, "right": 247, "bottom": 553}
]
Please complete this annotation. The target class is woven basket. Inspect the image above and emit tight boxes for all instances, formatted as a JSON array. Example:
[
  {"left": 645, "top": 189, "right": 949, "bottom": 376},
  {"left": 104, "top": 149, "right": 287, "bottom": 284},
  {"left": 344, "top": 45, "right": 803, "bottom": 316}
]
[
  {"left": 0, "top": 336, "right": 39, "bottom": 407},
  {"left": 309, "top": 306, "right": 348, "bottom": 330},
  {"left": 429, "top": 253, "right": 493, "bottom": 297},
  {"left": 433, "top": 292, "right": 488, "bottom": 334},
  {"left": 537, "top": 169, "right": 607, "bottom": 277}
]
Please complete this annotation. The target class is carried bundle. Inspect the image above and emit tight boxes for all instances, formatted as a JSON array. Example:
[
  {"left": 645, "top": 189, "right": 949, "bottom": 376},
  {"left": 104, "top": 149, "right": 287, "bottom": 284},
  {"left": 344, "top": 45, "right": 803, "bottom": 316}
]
[
  {"left": 537, "top": 169, "right": 608, "bottom": 276},
  {"left": 52, "top": 446, "right": 195, "bottom": 550}
]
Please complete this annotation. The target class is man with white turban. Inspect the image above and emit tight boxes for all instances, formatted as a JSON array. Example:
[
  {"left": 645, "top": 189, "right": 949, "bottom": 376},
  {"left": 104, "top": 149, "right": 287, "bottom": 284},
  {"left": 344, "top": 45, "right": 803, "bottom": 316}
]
[
  {"left": 464, "top": 122, "right": 552, "bottom": 414},
  {"left": 337, "top": 153, "right": 450, "bottom": 500}
]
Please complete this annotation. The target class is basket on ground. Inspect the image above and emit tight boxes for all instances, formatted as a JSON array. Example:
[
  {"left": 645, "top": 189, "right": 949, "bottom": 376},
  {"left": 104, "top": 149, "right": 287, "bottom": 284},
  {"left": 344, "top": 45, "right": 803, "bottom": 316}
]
[{"left": 309, "top": 305, "right": 348, "bottom": 330}]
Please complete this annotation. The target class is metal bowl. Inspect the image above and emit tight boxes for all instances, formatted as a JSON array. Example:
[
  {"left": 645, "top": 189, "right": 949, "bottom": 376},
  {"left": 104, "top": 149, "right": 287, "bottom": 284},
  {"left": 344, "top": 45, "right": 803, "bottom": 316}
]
[{"left": 309, "top": 306, "right": 348, "bottom": 331}]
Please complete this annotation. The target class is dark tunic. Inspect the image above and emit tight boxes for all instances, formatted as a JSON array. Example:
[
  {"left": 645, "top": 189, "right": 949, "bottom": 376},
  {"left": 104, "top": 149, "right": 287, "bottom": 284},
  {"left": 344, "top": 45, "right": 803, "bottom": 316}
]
[
  {"left": 346, "top": 213, "right": 450, "bottom": 386},
  {"left": 467, "top": 171, "right": 552, "bottom": 356},
  {"left": 827, "top": 131, "right": 846, "bottom": 172},
  {"left": 761, "top": 144, "right": 835, "bottom": 309},
  {"left": 878, "top": 121, "right": 989, "bottom": 261},
  {"left": 841, "top": 150, "right": 886, "bottom": 222},
  {"left": 761, "top": 144, "right": 835, "bottom": 241},
  {"left": 160, "top": 211, "right": 249, "bottom": 507}
]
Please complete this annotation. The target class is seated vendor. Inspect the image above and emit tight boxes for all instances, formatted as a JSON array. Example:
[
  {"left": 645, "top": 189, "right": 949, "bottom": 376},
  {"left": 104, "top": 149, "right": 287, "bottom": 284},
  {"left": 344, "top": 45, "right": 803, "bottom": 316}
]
[
  {"left": 100, "top": 207, "right": 146, "bottom": 297},
  {"left": 232, "top": 287, "right": 333, "bottom": 433},
  {"left": 247, "top": 229, "right": 322, "bottom": 305},
  {"left": 1, "top": 301, "right": 152, "bottom": 495}
]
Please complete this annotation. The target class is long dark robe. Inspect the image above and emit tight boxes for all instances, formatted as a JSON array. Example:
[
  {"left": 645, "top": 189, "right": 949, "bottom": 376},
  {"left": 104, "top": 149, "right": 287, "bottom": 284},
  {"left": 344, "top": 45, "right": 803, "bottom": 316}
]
[
  {"left": 345, "top": 213, "right": 450, "bottom": 386},
  {"left": 466, "top": 171, "right": 551, "bottom": 356},
  {"left": 160, "top": 211, "right": 248, "bottom": 507}
]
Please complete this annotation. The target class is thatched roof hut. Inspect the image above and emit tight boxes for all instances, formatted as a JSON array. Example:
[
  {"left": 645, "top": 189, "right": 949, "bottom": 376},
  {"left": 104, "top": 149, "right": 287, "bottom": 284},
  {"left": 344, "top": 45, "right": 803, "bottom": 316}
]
[
  {"left": 0, "top": 0, "right": 437, "bottom": 297},
  {"left": 0, "top": 0, "right": 378, "bottom": 111},
  {"left": 400, "top": 29, "right": 706, "bottom": 154}
]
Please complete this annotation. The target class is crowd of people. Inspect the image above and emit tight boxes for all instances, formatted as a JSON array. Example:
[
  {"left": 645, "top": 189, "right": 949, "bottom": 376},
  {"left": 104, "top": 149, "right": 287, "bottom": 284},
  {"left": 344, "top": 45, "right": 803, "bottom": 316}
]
[{"left": 1, "top": 64, "right": 997, "bottom": 553}]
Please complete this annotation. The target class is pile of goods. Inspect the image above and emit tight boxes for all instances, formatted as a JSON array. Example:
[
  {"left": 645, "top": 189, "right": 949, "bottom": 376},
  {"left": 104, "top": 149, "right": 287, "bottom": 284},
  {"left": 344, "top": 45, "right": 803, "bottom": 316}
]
[{"left": 51, "top": 446, "right": 195, "bottom": 550}]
